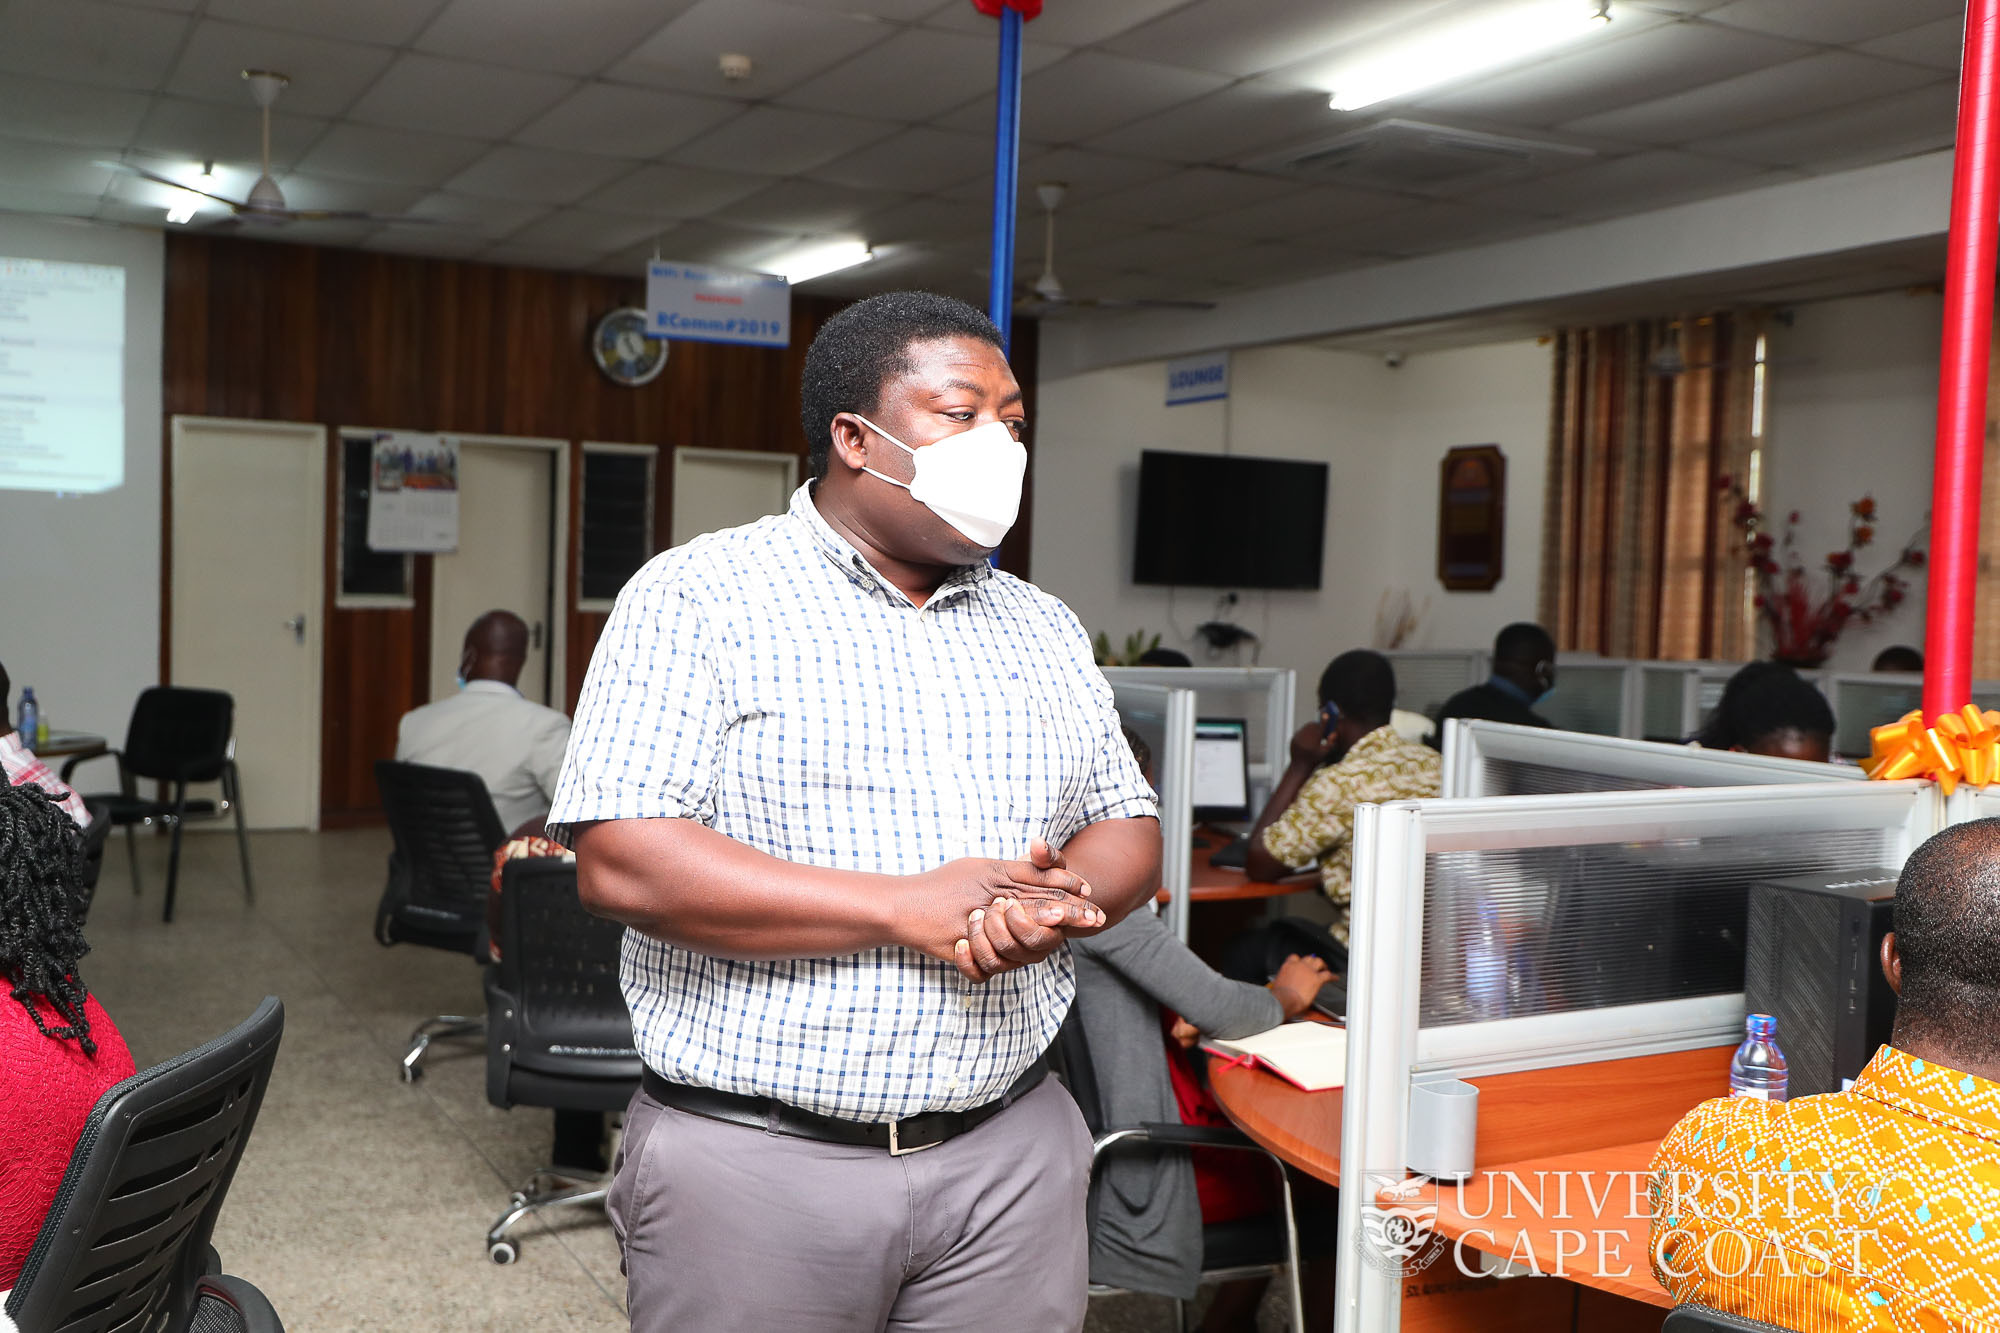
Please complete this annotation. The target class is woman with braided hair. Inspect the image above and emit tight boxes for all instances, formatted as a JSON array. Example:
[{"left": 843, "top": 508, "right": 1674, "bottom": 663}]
[{"left": 0, "top": 782, "right": 134, "bottom": 1288}]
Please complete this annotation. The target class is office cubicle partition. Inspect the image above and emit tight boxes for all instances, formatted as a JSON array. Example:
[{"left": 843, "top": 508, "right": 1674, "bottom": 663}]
[
  {"left": 1101, "top": 667, "right": 1295, "bottom": 811},
  {"left": 1109, "top": 681, "right": 1195, "bottom": 940},
  {"left": 1334, "top": 776, "right": 1939, "bottom": 1333},
  {"left": 1439, "top": 719, "right": 1863, "bottom": 799},
  {"left": 1537, "top": 658, "right": 1634, "bottom": 736},
  {"left": 1822, "top": 672, "right": 2000, "bottom": 759},
  {"left": 1379, "top": 650, "right": 1486, "bottom": 724}
]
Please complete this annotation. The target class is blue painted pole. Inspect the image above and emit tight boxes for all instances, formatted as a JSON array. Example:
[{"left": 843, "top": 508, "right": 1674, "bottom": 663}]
[{"left": 987, "top": 5, "right": 1023, "bottom": 352}]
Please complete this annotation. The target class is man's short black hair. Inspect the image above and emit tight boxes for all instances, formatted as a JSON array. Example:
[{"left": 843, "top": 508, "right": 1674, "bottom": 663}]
[
  {"left": 1873, "top": 645, "right": 1925, "bottom": 673},
  {"left": 1893, "top": 818, "right": 2000, "bottom": 1062},
  {"left": 1318, "top": 650, "right": 1395, "bottom": 725},
  {"left": 1492, "top": 622, "right": 1555, "bottom": 666},
  {"left": 1733, "top": 670, "right": 1835, "bottom": 750},
  {"left": 799, "top": 291, "right": 1004, "bottom": 482}
]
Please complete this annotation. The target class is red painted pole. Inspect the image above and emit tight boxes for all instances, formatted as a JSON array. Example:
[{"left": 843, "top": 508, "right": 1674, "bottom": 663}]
[{"left": 1925, "top": 0, "right": 2000, "bottom": 722}]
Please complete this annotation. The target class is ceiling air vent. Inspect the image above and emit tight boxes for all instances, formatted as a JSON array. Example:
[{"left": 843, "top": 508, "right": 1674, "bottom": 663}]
[{"left": 1247, "top": 119, "right": 1595, "bottom": 192}]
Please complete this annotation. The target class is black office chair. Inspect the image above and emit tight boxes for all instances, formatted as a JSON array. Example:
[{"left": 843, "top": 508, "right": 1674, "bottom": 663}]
[
  {"left": 482, "top": 856, "right": 641, "bottom": 1264},
  {"left": 5, "top": 996, "right": 286, "bottom": 1333},
  {"left": 62, "top": 686, "right": 254, "bottom": 923},
  {"left": 1663, "top": 1307, "right": 1802, "bottom": 1332},
  {"left": 75, "top": 796, "right": 112, "bottom": 922},
  {"left": 374, "top": 759, "right": 508, "bottom": 1082},
  {"left": 1050, "top": 1008, "right": 1308, "bottom": 1333}
]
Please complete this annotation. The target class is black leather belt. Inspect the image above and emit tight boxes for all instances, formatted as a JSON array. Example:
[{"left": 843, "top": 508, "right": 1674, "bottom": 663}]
[{"left": 642, "top": 1057, "right": 1048, "bottom": 1156}]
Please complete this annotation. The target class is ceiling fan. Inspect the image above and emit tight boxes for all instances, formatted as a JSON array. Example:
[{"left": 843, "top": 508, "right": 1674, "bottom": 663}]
[
  {"left": 1014, "top": 181, "right": 1216, "bottom": 317},
  {"left": 101, "top": 70, "right": 436, "bottom": 229}
]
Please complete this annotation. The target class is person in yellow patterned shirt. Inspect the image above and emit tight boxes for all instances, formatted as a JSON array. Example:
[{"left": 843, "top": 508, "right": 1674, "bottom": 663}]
[
  {"left": 1246, "top": 650, "right": 1442, "bottom": 949},
  {"left": 1648, "top": 817, "right": 2000, "bottom": 1330}
]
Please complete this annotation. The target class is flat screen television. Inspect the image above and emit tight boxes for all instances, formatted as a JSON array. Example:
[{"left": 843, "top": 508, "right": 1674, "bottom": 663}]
[{"left": 1132, "top": 449, "right": 1328, "bottom": 590}]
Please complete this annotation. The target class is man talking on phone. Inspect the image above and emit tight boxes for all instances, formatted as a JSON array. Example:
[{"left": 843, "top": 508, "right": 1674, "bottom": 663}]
[{"left": 548, "top": 291, "right": 1161, "bottom": 1333}]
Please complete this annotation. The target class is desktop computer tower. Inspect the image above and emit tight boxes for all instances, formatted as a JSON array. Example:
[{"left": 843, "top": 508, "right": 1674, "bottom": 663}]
[{"left": 1745, "top": 870, "right": 1900, "bottom": 1098}]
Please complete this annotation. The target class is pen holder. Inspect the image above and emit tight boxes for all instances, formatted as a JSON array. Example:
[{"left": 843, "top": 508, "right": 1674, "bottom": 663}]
[{"left": 1408, "top": 1078, "right": 1478, "bottom": 1181}]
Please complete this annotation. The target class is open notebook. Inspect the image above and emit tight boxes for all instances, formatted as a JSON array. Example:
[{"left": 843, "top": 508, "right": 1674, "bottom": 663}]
[{"left": 1204, "top": 1021, "right": 1347, "bottom": 1093}]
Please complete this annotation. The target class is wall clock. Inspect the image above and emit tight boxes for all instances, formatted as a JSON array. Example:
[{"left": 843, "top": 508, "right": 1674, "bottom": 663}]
[{"left": 592, "top": 307, "right": 668, "bottom": 387}]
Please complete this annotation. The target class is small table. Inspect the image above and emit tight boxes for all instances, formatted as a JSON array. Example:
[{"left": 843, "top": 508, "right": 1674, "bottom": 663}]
[{"left": 36, "top": 730, "right": 108, "bottom": 761}]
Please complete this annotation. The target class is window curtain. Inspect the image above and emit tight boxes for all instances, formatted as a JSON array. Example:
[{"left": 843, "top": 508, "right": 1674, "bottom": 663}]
[{"left": 1538, "top": 313, "right": 1761, "bottom": 661}]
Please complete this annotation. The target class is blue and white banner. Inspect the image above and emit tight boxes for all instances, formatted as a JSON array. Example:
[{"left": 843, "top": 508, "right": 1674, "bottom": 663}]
[
  {"left": 646, "top": 261, "right": 790, "bottom": 348},
  {"left": 1165, "top": 350, "right": 1229, "bottom": 406}
]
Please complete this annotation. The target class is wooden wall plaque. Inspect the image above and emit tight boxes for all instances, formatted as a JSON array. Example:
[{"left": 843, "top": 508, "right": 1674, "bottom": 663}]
[{"left": 1438, "top": 445, "right": 1506, "bottom": 591}]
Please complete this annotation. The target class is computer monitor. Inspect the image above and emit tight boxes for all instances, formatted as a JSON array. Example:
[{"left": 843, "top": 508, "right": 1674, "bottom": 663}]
[{"left": 1192, "top": 717, "right": 1251, "bottom": 822}]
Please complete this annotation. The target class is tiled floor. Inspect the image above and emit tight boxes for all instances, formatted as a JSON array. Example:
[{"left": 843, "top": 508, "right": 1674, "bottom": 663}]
[{"left": 82, "top": 828, "right": 1286, "bottom": 1332}]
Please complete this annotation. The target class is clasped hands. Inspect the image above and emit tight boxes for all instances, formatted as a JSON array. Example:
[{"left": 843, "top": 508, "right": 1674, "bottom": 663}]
[{"left": 918, "top": 838, "right": 1104, "bottom": 983}]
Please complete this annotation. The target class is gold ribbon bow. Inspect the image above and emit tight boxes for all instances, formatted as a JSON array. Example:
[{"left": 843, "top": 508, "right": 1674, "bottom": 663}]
[{"left": 1866, "top": 705, "right": 2000, "bottom": 794}]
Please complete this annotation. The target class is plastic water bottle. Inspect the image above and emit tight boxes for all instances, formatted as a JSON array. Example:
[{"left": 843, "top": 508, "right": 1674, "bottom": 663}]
[
  {"left": 1729, "top": 1014, "right": 1788, "bottom": 1101},
  {"left": 1465, "top": 898, "right": 1506, "bottom": 1020},
  {"left": 15, "top": 688, "right": 38, "bottom": 750}
]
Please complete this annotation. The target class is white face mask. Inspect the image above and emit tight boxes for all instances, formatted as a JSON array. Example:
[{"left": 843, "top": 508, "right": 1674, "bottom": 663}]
[{"left": 852, "top": 413, "right": 1026, "bottom": 550}]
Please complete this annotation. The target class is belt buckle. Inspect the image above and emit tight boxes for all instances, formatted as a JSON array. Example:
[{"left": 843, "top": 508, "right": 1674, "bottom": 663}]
[{"left": 888, "top": 1119, "right": 939, "bottom": 1157}]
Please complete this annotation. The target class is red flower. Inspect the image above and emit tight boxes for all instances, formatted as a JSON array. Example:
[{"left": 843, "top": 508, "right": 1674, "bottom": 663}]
[
  {"left": 1827, "top": 551, "right": 1854, "bottom": 571},
  {"left": 1753, "top": 595, "right": 1767, "bottom": 608},
  {"left": 1843, "top": 578, "right": 1861, "bottom": 596},
  {"left": 1789, "top": 510, "right": 1801, "bottom": 524},
  {"left": 1855, "top": 524, "right": 1875, "bottom": 545},
  {"left": 1853, "top": 496, "right": 1877, "bottom": 519},
  {"left": 1904, "top": 549, "right": 1926, "bottom": 567},
  {"left": 1716, "top": 474, "right": 1735, "bottom": 492},
  {"left": 1886, "top": 588, "right": 1906, "bottom": 606}
]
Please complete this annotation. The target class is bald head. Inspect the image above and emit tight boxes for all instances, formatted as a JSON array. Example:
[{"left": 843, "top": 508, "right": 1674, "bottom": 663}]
[
  {"left": 461, "top": 611, "right": 528, "bottom": 687},
  {"left": 1888, "top": 818, "right": 2000, "bottom": 1071}
]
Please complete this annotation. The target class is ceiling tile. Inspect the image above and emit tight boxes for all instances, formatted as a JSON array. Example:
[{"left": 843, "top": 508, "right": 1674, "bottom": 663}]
[
  {"left": 939, "top": 51, "right": 1230, "bottom": 143},
  {"left": 202, "top": 0, "right": 449, "bottom": 45},
  {"left": 1098, "top": 0, "right": 1432, "bottom": 80},
  {"left": 496, "top": 207, "right": 668, "bottom": 253},
  {"left": 1084, "top": 80, "right": 1341, "bottom": 166},
  {"left": 166, "top": 21, "right": 399, "bottom": 118},
  {"left": 0, "top": 136, "right": 119, "bottom": 197},
  {"left": 957, "top": 147, "right": 1177, "bottom": 204},
  {"left": 708, "top": 178, "right": 912, "bottom": 235},
  {"left": 404, "top": 191, "right": 555, "bottom": 237},
  {"left": 415, "top": 0, "right": 698, "bottom": 76},
  {"left": 1063, "top": 226, "right": 1230, "bottom": 272},
  {"left": 801, "top": 127, "right": 991, "bottom": 192},
  {"left": 1416, "top": 20, "right": 1813, "bottom": 129},
  {"left": 129, "top": 97, "right": 327, "bottom": 169},
  {"left": 347, "top": 54, "right": 579, "bottom": 141},
  {"left": 778, "top": 28, "right": 1064, "bottom": 122},
  {"left": 0, "top": 75, "right": 150, "bottom": 147},
  {"left": 575, "top": 162, "right": 773, "bottom": 219},
  {"left": 1467, "top": 150, "right": 1785, "bottom": 222},
  {"left": 513, "top": 84, "right": 742, "bottom": 160},
  {"left": 610, "top": 0, "right": 891, "bottom": 98},
  {"left": 780, "top": 0, "right": 958, "bottom": 25},
  {"left": 630, "top": 218, "right": 800, "bottom": 269},
  {"left": 1315, "top": 198, "right": 1556, "bottom": 258},
  {"left": 664, "top": 105, "right": 898, "bottom": 176},
  {"left": 443, "top": 144, "right": 637, "bottom": 204},
  {"left": 1701, "top": 0, "right": 1966, "bottom": 45},
  {"left": 921, "top": 0, "right": 1198, "bottom": 49},
  {"left": 0, "top": 0, "right": 190, "bottom": 92},
  {"left": 1857, "top": 18, "right": 1967, "bottom": 73},
  {"left": 1186, "top": 181, "right": 1416, "bottom": 241},
  {"left": 856, "top": 195, "right": 989, "bottom": 248},
  {"left": 292, "top": 124, "right": 490, "bottom": 187},
  {"left": 264, "top": 174, "right": 428, "bottom": 216},
  {"left": 100, "top": 164, "right": 232, "bottom": 220},
  {"left": 1562, "top": 52, "right": 1948, "bottom": 146},
  {"left": 1171, "top": 240, "right": 1364, "bottom": 288},
  {"left": 1702, "top": 84, "right": 1959, "bottom": 172},
  {"left": 1066, "top": 167, "right": 1302, "bottom": 225}
]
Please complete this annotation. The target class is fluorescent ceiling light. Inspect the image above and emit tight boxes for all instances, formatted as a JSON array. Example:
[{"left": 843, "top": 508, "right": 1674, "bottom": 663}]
[
  {"left": 164, "top": 194, "right": 202, "bottom": 225},
  {"left": 1325, "top": 0, "right": 1612, "bottom": 113},
  {"left": 772, "top": 240, "right": 873, "bottom": 285}
]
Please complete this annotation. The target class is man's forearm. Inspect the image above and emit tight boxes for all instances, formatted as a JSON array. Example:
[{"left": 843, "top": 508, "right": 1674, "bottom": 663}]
[{"left": 1059, "top": 816, "right": 1162, "bottom": 927}]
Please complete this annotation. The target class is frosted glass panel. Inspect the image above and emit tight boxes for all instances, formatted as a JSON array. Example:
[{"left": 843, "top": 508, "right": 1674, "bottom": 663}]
[
  {"left": 1418, "top": 827, "right": 1894, "bottom": 1027},
  {"left": 1538, "top": 664, "right": 1626, "bottom": 735},
  {"left": 1387, "top": 652, "right": 1482, "bottom": 721},
  {"left": 1830, "top": 677, "right": 1923, "bottom": 758},
  {"left": 1477, "top": 757, "right": 1673, "bottom": 798},
  {"left": 1639, "top": 669, "right": 1685, "bottom": 742}
]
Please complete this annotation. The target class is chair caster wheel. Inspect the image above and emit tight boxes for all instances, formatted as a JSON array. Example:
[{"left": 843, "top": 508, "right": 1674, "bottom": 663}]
[{"left": 489, "top": 1240, "right": 518, "bottom": 1265}]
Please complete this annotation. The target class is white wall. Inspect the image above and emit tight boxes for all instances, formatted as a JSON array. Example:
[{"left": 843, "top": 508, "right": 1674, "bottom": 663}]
[
  {"left": 0, "top": 215, "right": 163, "bottom": 740},
  {"left": 1761, "top": 288, "right": 1941, "bottom": 671},
  {"left": 1030, "top": 338, "right": 1553, "bottom": 719}
]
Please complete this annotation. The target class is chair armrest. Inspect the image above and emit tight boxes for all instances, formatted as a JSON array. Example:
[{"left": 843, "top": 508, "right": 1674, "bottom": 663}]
[
  {"left": 194, "top": 1274, "right": 286, "bottom": 1333},
  {"left": 59, "top": 749, "right": 123, "bottom": 785}
]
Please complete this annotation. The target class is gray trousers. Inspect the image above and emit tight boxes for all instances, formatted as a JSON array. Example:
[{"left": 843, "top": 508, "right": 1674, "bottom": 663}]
[{"left": 608, "top": 1077, "right": 1092, "bottom": 1333}]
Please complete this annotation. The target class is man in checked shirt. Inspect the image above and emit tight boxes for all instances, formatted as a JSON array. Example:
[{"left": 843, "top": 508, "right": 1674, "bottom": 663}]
[{"left": 549, "top": 291, "right": 1162, "bottom": 1332}]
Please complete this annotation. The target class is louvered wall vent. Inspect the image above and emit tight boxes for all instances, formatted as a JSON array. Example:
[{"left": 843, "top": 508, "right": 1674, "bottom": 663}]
[{"left": 1247, "top": 119, "right": 1595, "bottom": 191}]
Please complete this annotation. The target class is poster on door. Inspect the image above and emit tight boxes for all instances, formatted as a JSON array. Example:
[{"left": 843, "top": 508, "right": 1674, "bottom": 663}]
[{"left": 367, "top": 431, "right": 459, "bottom": 552}]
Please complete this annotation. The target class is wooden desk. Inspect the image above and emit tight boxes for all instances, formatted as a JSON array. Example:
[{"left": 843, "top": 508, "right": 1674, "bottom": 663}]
[
  {"left": 1185, "top": 841, "right": 1318, "bottom": 902},
  {"left": 1210, "top": 1042, "right": 1736, "bottom": 1326},
  {"left": 37, "top": 730, "right": 107, "bottom": 760}
]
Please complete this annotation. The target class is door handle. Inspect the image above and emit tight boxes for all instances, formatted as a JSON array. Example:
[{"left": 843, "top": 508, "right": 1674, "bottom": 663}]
[
  {"left": 284, "top": 614, "right": 306, "bottom": 644},
  {"left": 532, "top": 620, "right": 544, "bottom": 650}
]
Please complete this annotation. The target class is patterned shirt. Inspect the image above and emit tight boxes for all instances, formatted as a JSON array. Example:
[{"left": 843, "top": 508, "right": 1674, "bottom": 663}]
[
  {"left": 548, "top": 485, "right": 1157, "bottom": 1122},
  {"left": 1256, "top": 724, "right": 1441, "bottom": 943},
  {"left": 0, "top": 730, "right": 91, "bottom": 828},
  {"left": 1649, "top": 1046, "right": 2000, "bottom": 1330}
]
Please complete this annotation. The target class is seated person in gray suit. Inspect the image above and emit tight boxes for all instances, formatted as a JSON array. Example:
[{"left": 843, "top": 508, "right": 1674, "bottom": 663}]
[{"left": 1069, "top": 728, "right": 1335, "bottom": 1331}]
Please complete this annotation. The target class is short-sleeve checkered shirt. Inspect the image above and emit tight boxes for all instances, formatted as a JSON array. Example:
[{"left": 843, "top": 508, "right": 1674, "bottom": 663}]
[{"left": 549, "top": 485, "right": 1158, "bottom": 1122}]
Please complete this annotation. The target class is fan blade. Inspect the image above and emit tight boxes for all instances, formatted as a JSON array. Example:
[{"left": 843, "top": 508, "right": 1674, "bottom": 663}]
[
  {"left": 285, "top": 209, "right": 437, "bottom": 224},
  {"left": 96, "top": 161, "right": 246, "bottom": 209}
]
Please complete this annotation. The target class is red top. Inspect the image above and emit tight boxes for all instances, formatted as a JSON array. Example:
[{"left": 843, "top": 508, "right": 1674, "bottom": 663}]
[{"left": 0, "top": 992, "right": 135, "bottom": 1288}]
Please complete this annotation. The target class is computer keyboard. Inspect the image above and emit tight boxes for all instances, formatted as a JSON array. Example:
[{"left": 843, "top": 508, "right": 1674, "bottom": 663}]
[{"left": 1208, "top": 836, "right": 1251, "bottom": 870}]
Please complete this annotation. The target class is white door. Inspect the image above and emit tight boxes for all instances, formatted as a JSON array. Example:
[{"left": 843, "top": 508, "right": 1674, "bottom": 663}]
[
  {"left": 429, "top": 437, "right": 561, "bottom": 706},
  {"left": 169, "top": 417, "right": 325, "bottom": 830},
  {"left": 671, "top": 447, "right": 797, "bottom": 546}
]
